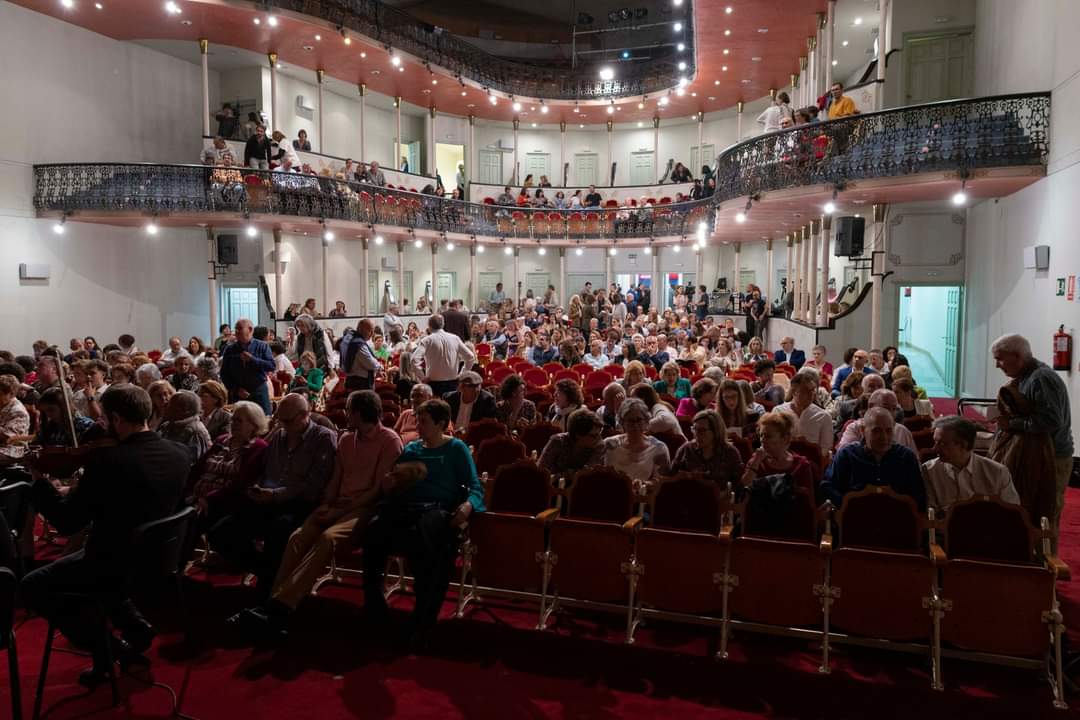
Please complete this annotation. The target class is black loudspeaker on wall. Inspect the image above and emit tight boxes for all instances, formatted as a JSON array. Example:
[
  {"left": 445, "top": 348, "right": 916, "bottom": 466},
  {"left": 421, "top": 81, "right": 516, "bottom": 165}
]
[
  {"left": 835, "top": 216, "right": 865, "bottom": 257},
  {"left": 217, "top": 234, "right": 239, "bottom": 265}
]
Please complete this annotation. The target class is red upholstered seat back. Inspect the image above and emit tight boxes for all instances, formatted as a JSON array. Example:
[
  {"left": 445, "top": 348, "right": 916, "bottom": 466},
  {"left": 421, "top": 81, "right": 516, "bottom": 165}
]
[
  {"left": 837, "top": 487, "right": 921, "bottom": 551},
  {"left": 945, "top": 498, "right": 1034, "bottom": 563}
]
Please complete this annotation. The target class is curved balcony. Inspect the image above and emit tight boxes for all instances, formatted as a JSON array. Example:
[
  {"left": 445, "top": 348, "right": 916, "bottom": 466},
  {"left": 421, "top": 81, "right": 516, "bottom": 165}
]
[
  {"left": 266, "top": 0, "right": 695, "bottom": 102},
  {"left": 33, "top": 93, "right": 1050, "bottom": 244}
]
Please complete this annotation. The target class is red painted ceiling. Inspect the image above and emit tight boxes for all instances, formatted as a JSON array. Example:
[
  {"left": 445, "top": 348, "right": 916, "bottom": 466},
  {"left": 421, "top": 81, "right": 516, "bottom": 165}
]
[{"left": 13, "top": 0, "right": 826, "bottom": 124}]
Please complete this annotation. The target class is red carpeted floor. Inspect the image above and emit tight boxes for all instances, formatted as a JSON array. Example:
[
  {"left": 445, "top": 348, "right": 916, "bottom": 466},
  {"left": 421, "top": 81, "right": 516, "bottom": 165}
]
[{"left": 4, "top": 490, "right": 1080, "bottom": 719}]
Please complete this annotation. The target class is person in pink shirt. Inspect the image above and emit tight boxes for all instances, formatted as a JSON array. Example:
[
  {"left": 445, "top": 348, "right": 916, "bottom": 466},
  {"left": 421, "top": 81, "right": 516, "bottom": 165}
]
[{"left": 234, "top": 390, "right": 403, "bottom": 638}]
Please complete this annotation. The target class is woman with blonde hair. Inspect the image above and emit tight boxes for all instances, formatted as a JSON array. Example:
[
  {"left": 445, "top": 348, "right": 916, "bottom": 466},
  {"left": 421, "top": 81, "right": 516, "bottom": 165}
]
[
  {"left": 147, "top": 379, "right": 176, "bottom": 431},
  {"left": 743, "top": 336, "right": 768, "bottom": 364},
  {"left": 654, "top": 361, "right": 692, "bottom": 399},
  {"left": 740, "top": 410, "right": 815, "bottom": 492},
  {"left": 622, "top": 360, "right": 648, "bottom": 390}
]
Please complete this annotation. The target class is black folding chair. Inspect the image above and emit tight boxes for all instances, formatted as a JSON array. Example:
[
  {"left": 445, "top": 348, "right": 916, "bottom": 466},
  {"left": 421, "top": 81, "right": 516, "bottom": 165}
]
[
  {"left": 1, "top": 567, "right": 21, "bottom": 719},
  {"left": 0, "top": 482, "right": 32, "bottom": 576}
]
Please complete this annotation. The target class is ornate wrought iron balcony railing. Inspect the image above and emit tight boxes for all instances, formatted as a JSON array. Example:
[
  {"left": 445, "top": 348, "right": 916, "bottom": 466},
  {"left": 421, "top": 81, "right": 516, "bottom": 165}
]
[
  {"left": 265, "top": 0, "right": 695, "bottom": 101},
  {"left": 34, "top": 93, "right": 1050, "bottom": 239},
  {"left": 710, "top": 92, "right": 1050, "bottom": 206}
]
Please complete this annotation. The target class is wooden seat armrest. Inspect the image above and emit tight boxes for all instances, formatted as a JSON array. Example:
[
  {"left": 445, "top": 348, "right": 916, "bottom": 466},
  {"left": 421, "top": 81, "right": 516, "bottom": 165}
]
[
  {"left": 535, "top": 508, "right": 560, "bottom": 524},
  {"left": 1045, "top": 553, "right": 1071, "bottom": 580},
  {"left": 718, "top": 526, "right": 733, "bottom": 543},
  {"left": 929, "top": 542, "right": 947, "bottom": 566},
  {"left": 819, "top": 532, "right": 833, "bottom": 555},
  {"left": 622, "top": 516, "right": 643, "bottom": 533}
]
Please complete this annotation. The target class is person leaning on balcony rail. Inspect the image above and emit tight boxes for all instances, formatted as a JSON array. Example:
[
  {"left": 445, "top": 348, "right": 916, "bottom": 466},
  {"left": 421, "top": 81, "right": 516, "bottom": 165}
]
[
  {"left": 202, "top": 136, "right": 228, "bottom": 165},
  {"left": 243, "top": 124, "right": 271, "bottom": 170},
  {"left": 827, "top": 82, "right": 859, "bottom": 120},
  {"left": 669, "top": 162, "right": 693, "bottom": 182}
]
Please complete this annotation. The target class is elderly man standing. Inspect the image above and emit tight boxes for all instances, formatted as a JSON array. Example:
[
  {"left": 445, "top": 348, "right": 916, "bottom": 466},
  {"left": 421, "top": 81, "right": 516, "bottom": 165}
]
[
  {"left": 411, "top": 313, "right": 476, "bottom": 398},
  {"left": 991, "top": 334, "right": 1073, "bottom": 545},
  {"left": 923, "top": 416, "right": 1019, "bottom": 517},
  {"left": 822, "top": 406, "right": 926, "bottom": 510},
  {"left": 234, "top": 391, "right": 402, "bottom": 638},
  {"left": 220, "top": 318, "right": 276, "bottom": 415},
  {"left": 341, "top": 319, "right": 379, "bottom": 391},
  {"left": 210, "top": 394, "right": 337, "bottom": 593}
]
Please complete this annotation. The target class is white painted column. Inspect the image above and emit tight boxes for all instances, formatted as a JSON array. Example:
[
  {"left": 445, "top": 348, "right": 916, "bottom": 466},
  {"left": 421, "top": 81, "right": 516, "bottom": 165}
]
[
  {"left": 765, "top": 238, "right": 775, "bottom": 308},
  {"left": 359, "top": 84, "right": 367, "bottom": 163},
  {"left": 653, "top": 117, "right": 660, "bottom": 174},
  {"left": 825, "top": 2, "right": 836, "bottom": 93},
  {"left": 695, "top": 247, "right": 704, "bottom": 287},
  {"left": 808, "top": 219, "right": 820, "bottom": 325},
  {"left": 361, "top": 237, "right": 370, "bottom": 316},
  {"left": 807, "top": 36, "right": 816, "bottom": 107},
  {"left": 801, "top": 224, "right": 812, "bottom": 322},
  {"left": 876, "top": 0, "right": 889, "bottom": 110},
  {"left": 819, "top": 214, "right": 832, "bottom": 327},
  {"left": 268, "top": 52, "right": 278, "bottom": 132},
  {"left": 321, "top": 235, "right": 330, "bottom": 316},
  {"left": 799, "top": 56, "right": 808, "bottom": 107},
  {"left": 273, "top": 229, "right": 283, "bottom": 320},
  {"left": 790, "top": 232, "right": 800, "bottom": 318},
  {"left": 733, "top": 243, "right": 742, "bottom": 296},
  {"left": 513, "top": 247, "right": 521, "bottom": 306},
  {"left": 650, "top": 246, "right": 658, "bottom": 292},
  {"left": 785, "top": 234, "right": 794, "bottom": 316},
  {"left": 468, "top": 115, "right": 476, "bottom": 189},
  {"left": 559, "top": 121, "right": 567, "bottom": 186},
  {"left": 871, "top": 204, "right": 886, "bottom": 349},
  {"left": 430, "top": 242, "right": 438, "bottom": 306},
  {"left": 735, "top": 102, "right": 743, "bottom": 142},
  {"left": 697, "top": 113, "right": 704, "bottom": 166},
  {"left": 396, "top": 241, "right": 405, "bottom": 307},
  {"left": 512, "top": 118, "right": 519, "bottom": 186},
  {"left": 316, "top": 69, "right": 325, "bottom": 151},
  {"left": 199, "top": 39, "right": 210, "bottom": 137},
  {"left": 607, "top": 119, "right": 614, "bottom": 187},
  {"left": 206, "top": 228, "right": 218, "bottom": 341},
  {"left": 427, "top": 106, "right": 437, "bottom": 179},
  {"left": 469, "top": 243, "right": 478, "bottom": 310},
  {"left": 395, "top": 96, "right": 402, "bottom": 169},
  {"left": 605, "top": 251, "right": 613, "bottom": 292},
  {"left": 558, "top": 248, "right": 567, "bottom": 309}
]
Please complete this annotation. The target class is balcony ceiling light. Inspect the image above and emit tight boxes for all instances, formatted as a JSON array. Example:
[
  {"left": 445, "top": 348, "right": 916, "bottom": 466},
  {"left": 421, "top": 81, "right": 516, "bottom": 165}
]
[
  {"left": 512, "top": 101, "right": 522, "bottom": 111},
  {"left": 854, "top": 17, "right": 863, "bottom": 25},
  {"left": 725, "top": 6, "right": 733, "bottom": 14},
  {"left": 391, "top": 55, "right": 401, "bottom": 66},
  {"left": 599, "top": 67, "right": 615, "bottom": 81},
  {"left": 677, "top": 42, "right": 685, "bottom": 52},
  {"left": 673, "top": 22, "right": 683, "bottom": 32},
  {"left": 446, "top": 242, "right": 455, "bottom": 251},
  {"left": 267, "top": 15, "right": 278, "bottom": 27},
  {"left": 476, "top": 243, "right": 485, "bottom": 253},
  {"left": 164, "top": 1, "right": 181, "bottom": 15},
  {"left": 504, "top": 245, "right": 513, "bottom": 255},
  {"left": 61, "top": 0, "right": 75, "bottom": 7}
]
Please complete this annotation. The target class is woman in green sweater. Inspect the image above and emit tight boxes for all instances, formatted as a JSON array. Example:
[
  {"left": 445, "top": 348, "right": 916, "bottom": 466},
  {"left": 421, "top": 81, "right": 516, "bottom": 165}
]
[
  {"left": 288, "top": 351, "right": 324, "bottom": 397},
  {"left": 653, "top": 361, "right": 692, "bottom": 399}
]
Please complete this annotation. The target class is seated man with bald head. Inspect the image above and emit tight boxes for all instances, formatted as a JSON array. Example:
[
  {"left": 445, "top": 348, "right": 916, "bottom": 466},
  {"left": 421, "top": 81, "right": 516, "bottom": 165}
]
[
  {"left": 341, "top": 318, "right": 379, "bottom": 391},
  {"left": 157, "top": 390, "right": 212, "bottom": 465},
  {"left": 210, "top": 393, "right": 337, "bottom": 592},
  {"left": 822, "top": 406, "right": 926, "bottom": 510},
  {"left": 836, "top": 389, "right": 916, "bottom": 453}
]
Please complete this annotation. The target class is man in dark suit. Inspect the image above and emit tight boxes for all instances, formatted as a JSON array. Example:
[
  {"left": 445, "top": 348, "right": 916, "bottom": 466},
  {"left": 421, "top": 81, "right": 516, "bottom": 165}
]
[
  {"left": 22, "top": 384, "right": 189, "bottom": 685},
  {"left": 773, "top": 336, "right": 806, "bottom": 370},
  {"left": 443, "top": 371, "right": 496, "bottom": 428},
  {"left": 441, "top": 299, "right": 470, "bottom": 342}
]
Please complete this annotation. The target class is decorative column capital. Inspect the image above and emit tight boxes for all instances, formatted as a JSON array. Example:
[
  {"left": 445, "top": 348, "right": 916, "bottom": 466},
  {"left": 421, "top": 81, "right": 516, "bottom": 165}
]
[
  {"left": 791, "top": 73, "right": 798, "bottom": 89},
  {"left": 316, "top": 69, "right": 325, "bottom": 84},
  {"left": 429, "top": 106, "right": 437, "bottom": 118},
  {"left": 822, "top": 214, "right": 833, "bottom": 231},
  {"left": 873, "top": 204, "right": 886, "bottom": 223},
  {"left": 268, "top": 52, "right": 278, "bottom": 68},
  {"left": 769, "top": 88, "right": 777, "bottom": 100},
  {"left": 430, "top": 241, "right": 438, "bottom": 255},
  {"left": 394, "top": 96, "right": 402, "bottom": 109},
  {"left": 559, "top": 120, "right": 566, "bottom": 132},
  {"left": 361, "top": 237, "right": 368, "bottom": 251},
  {"left": 766, "top": 238, "right": 774, "bottom": 251},
  {"left": 559, "top": 247, "right": 566, "bottom": 258},
  {"left": 736, "top": 101, "right": 744, "bottom": 114},
  {"left": 606, "top": 119, "right": 614, "bottom": 132},
  {"left": 513, "top": 118, "right": 520, "bottom": 131},
  {"left": 199, "top": 38, "right": 209, "bottom": 55},
  {"left": 653, "top": 116, "right": 660, "bottom": 129},
  {"left": 818, "top": 12, "right": 827, "bottom": 29},
  {"left": 799, "top": 56, "right": 808, "bottom": 70},
  {"left": 468, "top": 114, "right": 475, "bottom": 126},
  {"left": 469, "top": 243, "right": 477, "bottom": 257},
  {"left": 358, "top": 83, "right": 367, "bottom": 96},
  {"left": 786, "top": 233, "right": 794, "bottom": 247},
  {"left": 808, "top": 36, "right": 817, "bottom": 52},
  {"left": 513, "top": 247, "right": 520, "bottom": 257},
  {"left": 734, "top": 242, "right": 742, "bottom": 253},
  {"left": 397, "top": 240, "right": 406, "bottom": 253},
  {"left": 810, "top": 219, "right": 820, "bottom": 235},
  {"left": 801, "top": 224, "right": 810, "bottom": 241},
  {"left": 697, "top": 111, "right": 704, "bottom": 123}
]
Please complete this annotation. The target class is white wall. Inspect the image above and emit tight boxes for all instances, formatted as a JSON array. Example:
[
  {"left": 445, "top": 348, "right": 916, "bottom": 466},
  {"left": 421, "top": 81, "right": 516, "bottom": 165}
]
[
  {"left": 0, "top": 3, "right": 217, "bottom": 351},
  {"left": 961, "top": 0, "right": 1080, "bottom": 450},
  {"left": 883, "top": 0, "right": 977, "bottom": 108}
]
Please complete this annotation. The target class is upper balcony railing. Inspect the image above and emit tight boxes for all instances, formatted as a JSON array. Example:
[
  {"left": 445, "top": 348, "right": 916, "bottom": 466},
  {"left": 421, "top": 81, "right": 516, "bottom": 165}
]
[
  {"left": 265, "top": 0, "right": 695, "bottom": 101},
  {"left": 33, "top": 93, "right": 1051, "bottom": 241},
  {"left": 711, "top": 92, "right": 1050, "bottom": 205}
]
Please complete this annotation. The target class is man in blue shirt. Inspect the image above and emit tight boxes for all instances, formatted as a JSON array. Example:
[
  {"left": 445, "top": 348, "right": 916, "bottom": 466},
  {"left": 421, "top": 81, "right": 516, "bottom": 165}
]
[
  {"left": 530, "top": 333, "right": 558, "bottom": 365},
  {"left": 220, "top": 318, "right": 276, "bottom": 415},
  {"left": 831, "top": 348, "right": 875, "bottom": 397},
  {"left": 821, "top": 406, "right": 926, "bottom": 510},
  {"left": 774, "top": 336, "right": 806, "bottom": 371}
]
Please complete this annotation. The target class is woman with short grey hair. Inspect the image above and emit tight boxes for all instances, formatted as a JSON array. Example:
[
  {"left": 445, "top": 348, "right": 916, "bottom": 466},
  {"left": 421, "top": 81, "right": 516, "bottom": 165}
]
[{"left": 602, "top": 397, "right": 671, "bottom": 486}]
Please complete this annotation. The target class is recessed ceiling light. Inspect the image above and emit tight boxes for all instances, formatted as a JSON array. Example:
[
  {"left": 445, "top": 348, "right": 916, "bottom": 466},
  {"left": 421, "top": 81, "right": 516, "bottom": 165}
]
[
  {"left": 832, "top": 59, "right": 838, "bottom": 66},
  {"left": 579, "top": 123, "right": 585, "bottom": 128},
  {"left": 164, "top": 1, "right": 181, "bottom": 15},
  {"left": 722, "top": 65, "right": 728, "bottom": 72},
  {"left": 302, "top": 44, "right": 314, "bottom": 51},
  {"left": 461, "top": 90, "right": 467, "bottom": 96},
  {"left": 658, "top": 96, "right": 669, "bottom": 106},
  {"left": 672, "top": 244, "right": 680, "bottom": 253},
  {"left": 275, "top": 63, "right": 282, "bottom": 69},
  {"left": 708, "top": 96, "right": 716, "bottom": 101},
  {"left": 673, "top": 22, "right": 683, "bottom": 32},
  {"left": 391, "top": 55, "right": 401, "bottom": 66},
  {"left": 61, "top": 0, "right": 74, "bottom": 7},
  {"left": 751, "top": 56, "right": 762, "bottom": 62},
  {"left": 398, "top": 66, "right": 404, "bottom": 72},
  {"left": 531, "top": 122, "right": 537, "bottom": 127},
  {"left": 599, "top": 67, "right": 615, "bottom": 81},
  {"left": 315, "top": 34, "right": 321, "bottom": 41},
  {"left": 504, "top": 245, "right": 513, "bottom": 255},
  {"left": 531, "top": 106, "right": 536, "bottom": 111},
  {"left": 725, "top": 6, "right": 733, "bottom": 14},
  {"left": 637, "top": 121, "right": 643, "bottom": 127},
  {"left": 678, "top": 61, "right": 687, "bottom": 71},
  {"left": 757, "top": 28, "right": 769, "bottom": 34},
  {"left": 476, "top": 244, "right": 485, "bottom": 254},
  {"left": 724, "top": 29, "right": 731, "bottom": 36},
  {"left": 370, "top": 69, "right": 380, "bottom": 76},
  {"left": 854, "top": 17, "right": 863, "bottom": 25},
  {"left": 489, "top": 96, "right": 497, "bottom": 105},
  {"left": 541, "top": 105, "right": 549, "bottom": 114},
  {"left": 575, "top": 247, "right": 584, "bottom": 256},
  {"left": 446, "top": 242, "right": 455, "bottom": 251},
  {"left": 343, "top": 36, "right": 351, "bottom": 45},
  {"left": 741, "top": 79, "right": 751, "bottom": 84},
  {"left": 94, "top": 1, "right": 103, "bottom": 8},
  {"left": 735, "top": 212, "right": 746, "bottom": 223},
  {"left": 360, "top": 51, "right": 366, "bottom": 58},
  {"left": 723, "top": 48, "right": 730, "bottom": 55},
  {"left": 677, "top": 43, "right": 685, "bottom": 51},
  {"left": 253, "top": 17, "right": 260, "bottom": 24},
  {"left": 538, "top": 247, "right": 546, "bottom": 255},
  {"left": 246, "top": 225, "right": 258, "bottom": 237},
  {"left": 267, "top": 15, "right": 278, "bottom": 26},
  {"left": 637, "top": 101, "right": 645, "bottom": 109},
  {"left": 676, "top": 88, "right": 686, "bottom": 96},
  {"left": 842, "top": 40, "right": 849, "bottom": 47},
  {"left": 512, "top": 101, "right": 522, "bottom": 111},
  {"left": 673, "top": 0, "right": 683, "bottom": 5},
  {"left": 415, "top": 238, "right": 423, "bottom": 248},
  {"left": 145, "top": 222, "right": 159, "bottom": 235},
  {"left": 374, "top": 235, "right": 384, "bottom": 245},
  {"left": 607, "top": 105, "right": 615, "bottom": 114},
  {"left": 180, "top": 18, "right": 191, "bottom": 25}
]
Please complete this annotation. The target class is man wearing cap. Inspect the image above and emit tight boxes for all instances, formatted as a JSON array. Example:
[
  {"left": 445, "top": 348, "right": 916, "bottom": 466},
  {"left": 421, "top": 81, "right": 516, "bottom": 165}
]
[{"left": 443, "top": 371, "right": 497, "bottom": 429}]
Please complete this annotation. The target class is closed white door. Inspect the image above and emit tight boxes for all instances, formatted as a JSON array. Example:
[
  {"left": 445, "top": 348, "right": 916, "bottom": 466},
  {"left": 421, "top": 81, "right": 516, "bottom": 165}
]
[
  {"left": 629, "top": 152, "right": 655, "bottom": 185},
  {"left": 479, "top": 150, "right": 502, "bottom": 185},
  {"left": 525, "top": 153, "right": 550, "bottom": 183},
  {"left": 368, "top": 270, "right": 380, "bottom": 314},
  {"left": 436, "top": 272, "right": 456, "bottom": 304},
  {"left": 223, "top": 286, "right": 259, "bottom": 327},
  {"left": 905, "top": 32, "right": 974, "bottom": 105},
  {"left": 690, "top": 144, "right": 715, "bottom": 175},
  {"left": 525, "top": 272, "right": 550, "bottom": 300},
  {"left": 574, "top": 154, "right": 599, "bottom": 186}
]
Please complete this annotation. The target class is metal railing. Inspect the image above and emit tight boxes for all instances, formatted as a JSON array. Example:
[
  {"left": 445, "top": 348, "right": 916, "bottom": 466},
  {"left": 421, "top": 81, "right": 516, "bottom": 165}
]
[
  {"left": 265, "top": 0, "right": 695, "bottom": 101},
  {"left": 711, "top": 92, "right": 1050, "bottom": 205},
  {"left": 33, "top": 164, "right": 714, "bottom": 241}
]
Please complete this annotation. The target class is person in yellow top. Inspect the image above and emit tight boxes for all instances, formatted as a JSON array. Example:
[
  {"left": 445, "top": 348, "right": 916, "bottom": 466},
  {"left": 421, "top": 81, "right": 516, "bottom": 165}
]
[{"left": 827, "top": 82, "right": 858, "bottom": 119}]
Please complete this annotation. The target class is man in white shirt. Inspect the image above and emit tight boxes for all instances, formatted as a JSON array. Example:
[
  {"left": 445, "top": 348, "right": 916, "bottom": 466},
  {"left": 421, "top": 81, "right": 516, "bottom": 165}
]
[
  {"left": 836, "top": 389, "right": 917, "bottom": 453},
  {"left": 158, "top": 337, "right": 191, "bottom": 368},
  {"left": 584, "top": 340, "right": 609, "bottom": 371},
  {"left": 922, "top": 416, "right": 1019, "bottom": 517},
  {"left": 775, "top": 369, "right": 833, "bottom": 459},
  {"left": 411, "top": 313, "right": 477, "bottom": 397}
]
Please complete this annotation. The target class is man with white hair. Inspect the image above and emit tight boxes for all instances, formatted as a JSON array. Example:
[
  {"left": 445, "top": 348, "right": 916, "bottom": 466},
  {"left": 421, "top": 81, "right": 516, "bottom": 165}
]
[
  {"left": 411, "top": 313, "right": 476, "bottom": 397},
  {"left": 923, "top": 416, "right": 1019, "bottom": 517},
  {"left": 836, "top": 389, "right": 917, "bottom": 452},
  {"left": 991, "top": 333, "right": 1073, "bottom": 544},
  {"left": 822, "top": 406, "right": 926, "bottom": 510}
]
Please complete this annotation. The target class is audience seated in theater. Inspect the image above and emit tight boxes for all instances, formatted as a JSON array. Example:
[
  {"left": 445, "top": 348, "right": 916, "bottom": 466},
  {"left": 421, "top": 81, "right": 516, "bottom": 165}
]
[
  {"left": 654, "top": 361, "right": 692, "bottom": 400},
  {"left": 672, "top": 410, "right": 744, "bottom": 488},
  {"left": 539, "top": 408, "right": 605, "bottom": 478},
  {"left": 716, "top": 378, "right": 755, "bottom": 439},
  {"left": 740, "top": 410, "right": 815, "bottom": 492},
  {"left": 548, "top": 377, "right": 585, "bottom": 432},
  {"left": 867, "top": 349, "right": 887, "bottom": 376},
  {"left": 111, "top": 363, "right": 136, "bottom": 385},
  {"left": 743, "top": 336, "right": 769, "bottom": 365},
  {"left": 34, "top": 387, "right": 105, "bottom": 448},
  {"left": 445, "top": 371, "right": 497, "bottom": 429},
  {"left": 803, "top": 344, "right": 833, "bottom": 377},
  {"left": 775, "top": 370, "right": 833, "bottom": 458},
  {"left": 157, "top": 336, "right": 191, "bottom": 369},
  {"left": 602, "top": 398, "right": 671, "bottom": 487},
  {"left": 832, "top": 348, "right": 874, "bottom": 397},
  {"left": 710, "top": 338, "right": 742, "bottom": 372},
  {"left": 888, "top": 364, "right": 927, "bottom": 399},
  {"left": 596, "top": 382, "right": 625, "bottom": 432},
  {"left": 892, "top": 377, "right": 933, "bottom": 418},
  {"left": 168, "top": 355, "right": 201, "bottom": 393},
  {"left": 395, "top": 384, "right": 436, "bottom": 443},
  {"left": 829, "top": 370, "right": 865, "bottom": 421},
  {"left": 235, "top": 390, "right": 403, "bottom": 639},
  {"left": 923, "top": 416, "right": 1019, "bottom": 517},
  {"left": 836, "top": 389, "right": 917, "bottom": 453},
  {"left": 0, "top": 374, "right": 30, "bottom": 467},
  {"left": 22, "top": 384, "right": 189, "bottom": 685},
  {"left": 584, "top": 339, "right": 609, "bottom": 370},
  {"left": 822, "top": 407, "right": 926, "bottom": 510},
  {"left": 773, "top": 336, "right": 805, "bottom": 370},
  {"left": 157, "top": 390, "right": 212, "bottom": 466},
  {"left": 208, "top": 394, "right": 337, "bottom": 592},
  {"left": 196, "top": 356, "right": 221, "bottom": 384},
  {"left": 751, "top": 359, "right": 786, "bottom": 407},
  {"left": 147, "top": 380, "right": 175, "bottom": 432},
  {"left": 289, "top": 352, "right": 325, "bottom": 398},
  {"left": 495, "top": 186, "right": 515, "bottom": 206},
  {"left": 676, "top": 377, "right": 717, "bottom": 419},
  {"left": 632, "top": 384, "right": 684, "bottom": 437},
  {"left": 495, "top": 373, "right": 537, "bottom": 429},
  {"left": 362, "top": 398, "right": 483, "bottom": 647},
  {"left": 71, "top": 359, "right": 108, "bottom": 420},
  {"left": 187, "top": 400, "right": 268, "bottom": 535},
  {"left": 196, "top": 380, "right": 231, "bottom": 441}
]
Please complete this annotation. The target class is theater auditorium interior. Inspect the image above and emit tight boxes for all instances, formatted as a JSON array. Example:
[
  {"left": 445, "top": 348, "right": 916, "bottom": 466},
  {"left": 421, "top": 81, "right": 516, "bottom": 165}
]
[{"left": 1, "top": 0, "right": 1079, "bottom": 717}]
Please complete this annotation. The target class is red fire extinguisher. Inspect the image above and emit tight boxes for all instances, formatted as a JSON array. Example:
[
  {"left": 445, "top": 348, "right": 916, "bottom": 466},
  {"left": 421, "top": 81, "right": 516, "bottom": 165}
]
[{"left": 1053, "top": 325, "right": 1072, "bottom": 371}]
